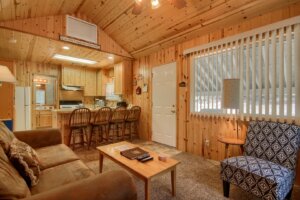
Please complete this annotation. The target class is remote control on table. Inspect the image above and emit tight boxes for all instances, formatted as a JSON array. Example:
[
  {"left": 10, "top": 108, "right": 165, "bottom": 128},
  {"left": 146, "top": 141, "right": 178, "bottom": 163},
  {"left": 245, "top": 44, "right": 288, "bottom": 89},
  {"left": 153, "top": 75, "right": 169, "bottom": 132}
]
[
  {"left": 136, "top": 153, "right": 150, "bottom": 161},
  {"left": 140, "top": 156, "right": 153, "bottom": 163}
]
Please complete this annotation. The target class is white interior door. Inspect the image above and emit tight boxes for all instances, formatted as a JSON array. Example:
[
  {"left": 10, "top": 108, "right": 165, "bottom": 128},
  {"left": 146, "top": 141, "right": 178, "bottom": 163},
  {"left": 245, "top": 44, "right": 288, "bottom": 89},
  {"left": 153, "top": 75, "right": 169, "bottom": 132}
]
[{"left": 152, "top": 62, "right": 176, "bottom": 147}]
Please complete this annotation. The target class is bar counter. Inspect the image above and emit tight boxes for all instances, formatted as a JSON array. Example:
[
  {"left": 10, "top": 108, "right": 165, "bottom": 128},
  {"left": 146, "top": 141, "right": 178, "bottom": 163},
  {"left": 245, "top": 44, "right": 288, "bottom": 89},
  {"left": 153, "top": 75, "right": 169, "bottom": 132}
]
[{"left": 52, "top": 107, "right": 127, "bottom": 145}]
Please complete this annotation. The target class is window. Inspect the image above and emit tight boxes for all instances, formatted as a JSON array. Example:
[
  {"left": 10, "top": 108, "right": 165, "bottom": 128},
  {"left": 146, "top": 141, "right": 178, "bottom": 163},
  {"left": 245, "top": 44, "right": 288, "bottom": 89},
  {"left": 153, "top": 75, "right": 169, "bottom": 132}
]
[{"left": 190, "top": 19, "right": 300, "bottom": 120}]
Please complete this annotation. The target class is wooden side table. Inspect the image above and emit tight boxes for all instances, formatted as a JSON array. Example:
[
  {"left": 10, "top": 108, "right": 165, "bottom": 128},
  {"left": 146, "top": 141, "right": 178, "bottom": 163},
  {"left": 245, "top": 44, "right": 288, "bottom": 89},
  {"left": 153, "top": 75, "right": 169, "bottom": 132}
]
[{"left": 218, "top": 137, "right": 245, "bottom": 158}]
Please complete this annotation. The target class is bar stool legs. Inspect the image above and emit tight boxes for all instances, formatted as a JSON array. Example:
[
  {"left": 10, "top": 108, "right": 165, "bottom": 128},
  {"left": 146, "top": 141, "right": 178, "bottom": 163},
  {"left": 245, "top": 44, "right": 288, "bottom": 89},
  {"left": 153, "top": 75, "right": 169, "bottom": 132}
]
[
  {"left": 109, "top": 122, "right": 125, "bottom": 142},
  {"left": 69, "top": 127, "right": 88, "bottom": 150},
  {"left": 125, "top": 121, "right": 139, "bottom": 141},
  {"left": 89, "top": 124, "right": 111, "bottom": 149}
]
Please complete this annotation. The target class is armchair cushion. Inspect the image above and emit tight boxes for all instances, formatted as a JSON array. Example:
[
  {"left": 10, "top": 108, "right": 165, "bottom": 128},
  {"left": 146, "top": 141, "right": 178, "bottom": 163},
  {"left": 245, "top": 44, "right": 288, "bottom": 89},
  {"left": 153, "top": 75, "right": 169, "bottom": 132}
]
[
  {"left": 221, "top": 156, "right": 294, "bottom": 200},
  {"left": 244, "top": 121, "right": 300, "bottom": 171}
]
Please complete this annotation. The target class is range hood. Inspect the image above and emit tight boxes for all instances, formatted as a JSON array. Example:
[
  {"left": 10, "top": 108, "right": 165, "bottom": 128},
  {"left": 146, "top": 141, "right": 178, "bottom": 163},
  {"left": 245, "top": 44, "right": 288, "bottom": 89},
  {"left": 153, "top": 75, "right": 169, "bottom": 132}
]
[{"left": 61, "top": 85, "right": 84, "bottom": 91}]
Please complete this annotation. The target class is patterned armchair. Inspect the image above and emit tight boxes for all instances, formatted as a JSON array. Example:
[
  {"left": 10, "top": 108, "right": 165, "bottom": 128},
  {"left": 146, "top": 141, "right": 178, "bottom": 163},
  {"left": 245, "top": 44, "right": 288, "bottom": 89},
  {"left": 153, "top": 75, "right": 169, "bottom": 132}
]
[{"left": 220, "top": 121, "right": 300, "bottom": 200}]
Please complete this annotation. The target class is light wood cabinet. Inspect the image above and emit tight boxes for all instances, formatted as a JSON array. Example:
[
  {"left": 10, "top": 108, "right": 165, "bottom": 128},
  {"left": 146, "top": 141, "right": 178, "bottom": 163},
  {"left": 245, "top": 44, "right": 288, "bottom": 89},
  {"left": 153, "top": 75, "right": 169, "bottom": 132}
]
[
  {"left": 62, "top": 66, "right": 85, "bottom": 86},
  {"left": 36, "top": 110, "right": 52, "bottom": 128},
  {"left": 114, "top": 60, "right": 132, "bottom": 95},
  {"left": 84, "top": 69, "right": 97, "bottom": 96}
]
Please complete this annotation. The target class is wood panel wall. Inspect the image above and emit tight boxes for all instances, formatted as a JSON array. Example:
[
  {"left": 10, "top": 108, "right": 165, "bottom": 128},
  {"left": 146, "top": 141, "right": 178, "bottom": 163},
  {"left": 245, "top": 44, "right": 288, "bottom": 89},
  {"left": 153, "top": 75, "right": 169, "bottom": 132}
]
[
  {"left": 132, "top": 3, "right": 300, "bottom": 184},
  {"left": 0, "top": 14, "right": 132, "bottom": 58},
  {"left": 0, "top": 60, "right": 15, "bottom": 120}
]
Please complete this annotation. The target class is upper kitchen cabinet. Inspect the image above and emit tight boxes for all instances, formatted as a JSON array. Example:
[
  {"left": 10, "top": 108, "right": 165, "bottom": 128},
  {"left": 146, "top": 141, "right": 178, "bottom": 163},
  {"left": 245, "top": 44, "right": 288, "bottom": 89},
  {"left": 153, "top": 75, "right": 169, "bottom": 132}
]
[
  {"left": 84, "top": 69, "right": 97, "bottom": 96},
  {"left": 96, "top": 70, "right": 108, "bottom": 96},
  {"left": 114, "top": 60, "right": 132, "bottom": 95},
  {"left": 62, "top": 66, "right": 85, "bottom": 86}
]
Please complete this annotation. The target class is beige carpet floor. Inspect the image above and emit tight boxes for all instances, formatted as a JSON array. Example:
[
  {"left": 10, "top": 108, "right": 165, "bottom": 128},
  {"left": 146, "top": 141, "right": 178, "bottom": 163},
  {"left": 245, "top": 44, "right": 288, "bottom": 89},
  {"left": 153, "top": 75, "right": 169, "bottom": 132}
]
[{"left": 75, "top": 141, "right": 300, "bottom": 200}]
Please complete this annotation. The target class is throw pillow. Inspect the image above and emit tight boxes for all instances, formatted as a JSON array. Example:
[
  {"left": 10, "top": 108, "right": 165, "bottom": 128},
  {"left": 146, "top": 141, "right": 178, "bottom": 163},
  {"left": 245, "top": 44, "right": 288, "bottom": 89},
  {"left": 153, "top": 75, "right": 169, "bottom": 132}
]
[
  {"left": 0, "top": 121, "right": 15, "bottom": 153},
  {"left": 9, "top": 138, "right": 41, "bottom": 187},
  {"left": 0, "top": 147, "right": 31, "bottom": 199}
]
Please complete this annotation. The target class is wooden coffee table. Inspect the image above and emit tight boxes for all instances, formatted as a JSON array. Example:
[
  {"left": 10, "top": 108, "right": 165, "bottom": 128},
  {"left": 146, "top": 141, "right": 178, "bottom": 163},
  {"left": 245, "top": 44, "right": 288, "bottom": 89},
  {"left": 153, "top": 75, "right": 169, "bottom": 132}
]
[{"left": 97, "top": 141, "right": 180, "bottom": 200}]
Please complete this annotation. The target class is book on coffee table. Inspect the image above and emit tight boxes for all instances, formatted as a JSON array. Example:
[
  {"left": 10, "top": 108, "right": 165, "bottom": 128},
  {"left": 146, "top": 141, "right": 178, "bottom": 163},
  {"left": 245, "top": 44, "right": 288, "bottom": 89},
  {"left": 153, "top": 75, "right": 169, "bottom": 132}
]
[{"left": 120, "top": 147, "right": 149, "bottom": 160}]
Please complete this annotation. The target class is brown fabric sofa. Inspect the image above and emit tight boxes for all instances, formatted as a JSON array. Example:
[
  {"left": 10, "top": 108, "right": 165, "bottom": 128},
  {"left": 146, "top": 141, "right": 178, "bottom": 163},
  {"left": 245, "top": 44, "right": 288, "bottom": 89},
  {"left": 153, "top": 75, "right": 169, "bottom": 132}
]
[{"left": 0, "top": 128, "right": 137, "bottom": 200}]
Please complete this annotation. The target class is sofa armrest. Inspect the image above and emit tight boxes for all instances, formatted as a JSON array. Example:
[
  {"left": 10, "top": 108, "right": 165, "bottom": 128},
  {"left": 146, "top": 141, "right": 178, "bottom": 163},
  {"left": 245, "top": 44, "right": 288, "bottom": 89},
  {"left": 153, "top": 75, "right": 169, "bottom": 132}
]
[
  {"left": 14, "top": 129, "right": 62, "bottom": 148},
  {"left": 25, "top": 170, "right": 137, "bottom": 200}
]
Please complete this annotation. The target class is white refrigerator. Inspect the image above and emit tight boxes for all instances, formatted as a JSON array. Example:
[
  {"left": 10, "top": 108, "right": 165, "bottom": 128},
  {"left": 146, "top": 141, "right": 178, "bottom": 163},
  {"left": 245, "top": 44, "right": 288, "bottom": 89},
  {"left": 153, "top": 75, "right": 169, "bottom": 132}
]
[{"left": 15, "top": 87, "right": 31, "bottom": 131}]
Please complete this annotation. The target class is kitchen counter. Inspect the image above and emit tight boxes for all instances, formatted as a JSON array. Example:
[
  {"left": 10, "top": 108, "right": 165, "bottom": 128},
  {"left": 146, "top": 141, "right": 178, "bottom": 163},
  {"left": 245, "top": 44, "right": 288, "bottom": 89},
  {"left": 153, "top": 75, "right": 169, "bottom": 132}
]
[{"left": 52, "top": 108, "right": 99, "bottom": 114}]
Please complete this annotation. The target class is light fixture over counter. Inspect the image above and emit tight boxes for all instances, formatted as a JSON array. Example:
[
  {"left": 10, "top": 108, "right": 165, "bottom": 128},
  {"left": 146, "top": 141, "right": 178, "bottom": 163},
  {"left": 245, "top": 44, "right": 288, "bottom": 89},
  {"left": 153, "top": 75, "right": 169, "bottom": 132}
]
[
  {"left": 52, "top": 54, "right": 97, "bottom": 65},
  {"left": 132, "top": 0, "right": 186, "bottom": 15}
]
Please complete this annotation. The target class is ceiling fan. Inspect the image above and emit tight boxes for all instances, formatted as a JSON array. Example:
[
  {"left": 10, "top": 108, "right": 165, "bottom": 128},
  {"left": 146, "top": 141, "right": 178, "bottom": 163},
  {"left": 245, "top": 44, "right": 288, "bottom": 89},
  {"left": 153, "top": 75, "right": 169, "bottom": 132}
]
[{"left": 132, "top": 0, "right": 187, "bottom": 15}]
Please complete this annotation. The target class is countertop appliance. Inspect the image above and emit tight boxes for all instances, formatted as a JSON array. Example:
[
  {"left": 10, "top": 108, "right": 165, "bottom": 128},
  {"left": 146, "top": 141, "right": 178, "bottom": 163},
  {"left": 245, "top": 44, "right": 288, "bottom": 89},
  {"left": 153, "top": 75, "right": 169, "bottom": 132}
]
[
  {"left": 117, "top": 101, "right": 128, "bottom": 108},
  {"left": 59, "top": 100, "right": 83, "bottom": 109},
  {"left": 15, "top": 87, "right": 31, "bottom": 131},
  {"left": 95, "top": 99, "right": 105, "bottom": 107}
]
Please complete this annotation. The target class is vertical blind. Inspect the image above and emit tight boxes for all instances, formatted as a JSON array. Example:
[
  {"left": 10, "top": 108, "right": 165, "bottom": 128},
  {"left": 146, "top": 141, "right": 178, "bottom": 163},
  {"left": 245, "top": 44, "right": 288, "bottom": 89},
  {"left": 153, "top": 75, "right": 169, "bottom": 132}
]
[{"left": 188, "top": 17, "right": 300, "bottom": 121}]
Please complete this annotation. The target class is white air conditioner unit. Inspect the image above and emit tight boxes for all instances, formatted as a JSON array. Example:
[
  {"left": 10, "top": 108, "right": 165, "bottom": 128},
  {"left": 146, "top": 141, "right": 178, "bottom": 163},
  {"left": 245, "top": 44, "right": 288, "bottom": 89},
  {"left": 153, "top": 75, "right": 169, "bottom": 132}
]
[{"left": 66, "top": 15, "right": 98, "bottom": 44}]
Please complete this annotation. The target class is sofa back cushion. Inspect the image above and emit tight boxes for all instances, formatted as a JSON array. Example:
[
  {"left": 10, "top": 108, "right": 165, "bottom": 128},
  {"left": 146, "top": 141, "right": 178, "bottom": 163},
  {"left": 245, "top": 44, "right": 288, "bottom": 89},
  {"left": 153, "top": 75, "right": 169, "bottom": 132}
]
[
  {"left": 244, "top": 121, "right": 300, "bottom": 171},
  {"left": 0, "top": 147, "right": 31, "bottom": 199},
  {"left": 0, "top": 122, "right": 15, "bottom": 153}
]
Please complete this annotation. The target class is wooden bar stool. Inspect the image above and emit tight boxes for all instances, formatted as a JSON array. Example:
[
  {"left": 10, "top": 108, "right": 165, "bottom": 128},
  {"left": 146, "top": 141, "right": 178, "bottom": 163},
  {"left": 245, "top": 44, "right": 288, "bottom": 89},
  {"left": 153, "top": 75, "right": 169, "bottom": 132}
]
[
  {"left": 89, "top": 107, "right": 112, "bottom": 149},
  {"left": 125, "top": 106, "right": 141, "bottom": 141},
  {"left": 69, "top": 108, "right": 91, "bottom": 150},
  {"left": 109, "top": 107, "right": 127, "bottom": 142}
]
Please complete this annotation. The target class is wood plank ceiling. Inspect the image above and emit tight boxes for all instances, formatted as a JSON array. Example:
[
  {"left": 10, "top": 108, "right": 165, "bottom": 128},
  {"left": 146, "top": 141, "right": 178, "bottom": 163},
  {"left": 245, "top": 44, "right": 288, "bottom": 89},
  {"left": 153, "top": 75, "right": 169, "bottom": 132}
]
[
  {"left": 0, "top": 28, "right": 123, "bottom": 68},
  {"left": 0, "top": 0, "right": 300, "bottom": 57}
]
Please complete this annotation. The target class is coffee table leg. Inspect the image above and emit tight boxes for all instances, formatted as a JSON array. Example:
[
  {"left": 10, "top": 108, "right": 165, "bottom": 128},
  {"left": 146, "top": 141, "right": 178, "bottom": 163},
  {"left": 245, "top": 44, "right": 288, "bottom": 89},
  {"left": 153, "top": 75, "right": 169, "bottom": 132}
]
[
  {"left": 99, "top": 153, "right": 103, "bottom": 173},
  {"left": 145, "top": 179, "right": 150, "bottom": 200},
  {"left": 171, "top": 168, "right": 176, "bottom": 196}
]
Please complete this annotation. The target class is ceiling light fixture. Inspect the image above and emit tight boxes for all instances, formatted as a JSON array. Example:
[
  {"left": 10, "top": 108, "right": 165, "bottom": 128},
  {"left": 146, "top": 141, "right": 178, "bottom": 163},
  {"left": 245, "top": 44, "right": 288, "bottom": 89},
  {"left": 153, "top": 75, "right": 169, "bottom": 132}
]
[
  {"left": 108, "top": 55, "right": 114, "bottom": 60},
  {"left": 62, "top": 46, "right": 70, "bottom": 50},
  {"left": 151, "top": 0, "right": 160, "bottom": 9},
  {"left": 53, "top": 54, "right": 97, "bottom": 65},
  {"left": 132, "top": 0, "right": 186, "bottom": 15}
]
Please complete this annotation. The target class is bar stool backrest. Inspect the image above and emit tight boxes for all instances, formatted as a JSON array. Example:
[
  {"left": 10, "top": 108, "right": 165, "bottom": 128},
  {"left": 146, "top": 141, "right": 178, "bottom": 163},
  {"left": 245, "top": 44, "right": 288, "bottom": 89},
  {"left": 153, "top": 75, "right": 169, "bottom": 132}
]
[
  {"left": 127, "top": 106, "right": 141, "bottom": 121},
  {"left": 94, "top": 107, "right": 112, "bottom": 124},
  {"left": 69, "top": 108, "right": 91, "bottom": 127},
  {"left": 111, "top": 106, "right": 127, "bottom": 123}
]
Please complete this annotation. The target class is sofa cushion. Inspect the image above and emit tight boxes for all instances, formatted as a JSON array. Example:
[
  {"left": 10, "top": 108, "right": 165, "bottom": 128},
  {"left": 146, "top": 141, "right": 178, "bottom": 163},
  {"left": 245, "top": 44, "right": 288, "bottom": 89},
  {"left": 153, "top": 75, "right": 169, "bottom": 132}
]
[
  {"left": 35, "top": 144, "right": 79, "bottom": 170},
  {"left": 30, "top": 160, "right": 94, "bottom": 195},
  {"left": 9, "top": 138, "right": 41, "bottom": 187},
  {"left": 0, "top": 122, "right": 15, "bottom": 153},
  {"left": 0, "top": 147, "right": 31, "bottom": 199}
]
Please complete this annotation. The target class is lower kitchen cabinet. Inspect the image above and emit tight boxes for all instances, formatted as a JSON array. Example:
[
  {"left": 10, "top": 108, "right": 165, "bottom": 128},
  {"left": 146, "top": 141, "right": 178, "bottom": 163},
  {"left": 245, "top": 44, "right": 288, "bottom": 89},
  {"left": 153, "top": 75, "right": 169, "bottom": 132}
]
[{"left": 36, "top": 110, "right": 52, "bottom": 128}]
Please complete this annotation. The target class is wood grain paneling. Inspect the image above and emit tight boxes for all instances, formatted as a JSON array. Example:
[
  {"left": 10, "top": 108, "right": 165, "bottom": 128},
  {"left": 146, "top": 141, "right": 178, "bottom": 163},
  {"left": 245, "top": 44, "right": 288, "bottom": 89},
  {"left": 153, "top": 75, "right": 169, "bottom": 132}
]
[
  {"left": 132, "top": 4, "right": 300, "bottom": 184},
  {"left": 79, "top": 0, "right": 300, "bottom": 57},
  {"left": 0, "top": 59, "right": 15, "bottom": 119},
  {"left": 0, "top": 14, "right": 132, "bottom": 58},
  {"left": 0, "top": 27, "right": 126, "bottom": 68},
  {"left": 1, "top": 0, "right": 298, "bottom": 57}
]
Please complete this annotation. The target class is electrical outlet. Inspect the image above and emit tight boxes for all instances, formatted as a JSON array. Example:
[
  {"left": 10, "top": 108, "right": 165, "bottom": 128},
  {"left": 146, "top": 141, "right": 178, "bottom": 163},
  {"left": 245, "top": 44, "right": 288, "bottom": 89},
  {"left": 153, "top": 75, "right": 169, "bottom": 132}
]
[{"left": 205, "top": 139, "right": 210, "bottom": 146}]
